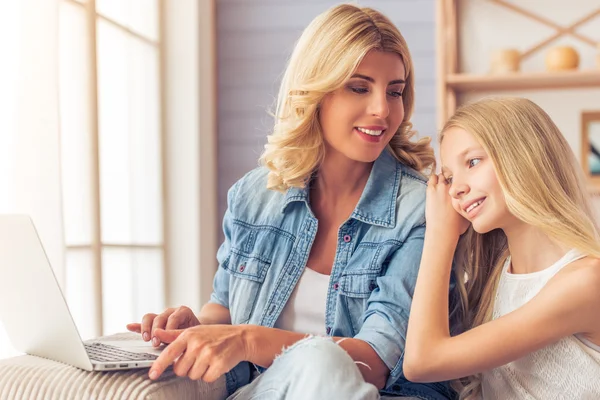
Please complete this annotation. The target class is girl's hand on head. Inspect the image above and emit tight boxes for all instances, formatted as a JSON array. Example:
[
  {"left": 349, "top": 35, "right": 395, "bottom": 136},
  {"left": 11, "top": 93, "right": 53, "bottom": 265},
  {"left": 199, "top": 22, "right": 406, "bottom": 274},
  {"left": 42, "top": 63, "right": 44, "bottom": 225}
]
[
  {"left": 426, "top": 173, "right": 470, "bottom": 238},
  {"left": 147, "top": 324, "right": 249, "bottom": 382}
]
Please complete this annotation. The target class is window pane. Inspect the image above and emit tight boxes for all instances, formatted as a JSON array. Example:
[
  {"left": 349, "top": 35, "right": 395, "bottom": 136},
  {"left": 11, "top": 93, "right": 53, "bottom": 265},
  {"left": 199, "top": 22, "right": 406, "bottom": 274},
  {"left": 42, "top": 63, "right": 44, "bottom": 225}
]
[
  {"left": 65, "top": 248, "right": 99, "bottom": 340},
  {"left": 97, "top": 19, "right": 163, "bottom": 245},
  {"left": 0, "top": 321, "right": 22, "bottom": 360},
  {"left": 97, "top": 18, "right": 130, "bottom": 243},
  {"left": 0, "top": 1, "right": 19, "bottom": 213},
  {"left": 129, "top": 37, "right": 163, "bottom": 244},
  {"left": 96, "top": 0, "right": 158, "bottom": 42},
  {"left": 59, "top": 1, "right": 94, "bottom": 246},
  {"left": 102, "top": 247, "right": 164, "bottom": 335}
]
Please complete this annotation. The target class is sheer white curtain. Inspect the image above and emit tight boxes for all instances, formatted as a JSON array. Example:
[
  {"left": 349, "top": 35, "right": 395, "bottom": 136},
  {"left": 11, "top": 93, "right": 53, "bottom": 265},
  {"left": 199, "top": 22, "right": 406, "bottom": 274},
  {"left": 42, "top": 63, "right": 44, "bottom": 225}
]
[
  {"left": 59, "top": 0, "right": 166, "bottom": 342},
  {"left": 0, "top": 0, "right": 215, "bottom": 361},
  {"left": 0, "top": 0, "right": 64, "bottom": 359}
]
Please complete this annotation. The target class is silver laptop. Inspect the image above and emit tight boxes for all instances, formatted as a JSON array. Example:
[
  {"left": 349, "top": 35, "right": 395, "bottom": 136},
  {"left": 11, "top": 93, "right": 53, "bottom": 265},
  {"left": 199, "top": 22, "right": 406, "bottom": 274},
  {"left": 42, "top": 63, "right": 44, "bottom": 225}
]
[{"left": 0, "top": 215, "right": 161, "bottom": 371}]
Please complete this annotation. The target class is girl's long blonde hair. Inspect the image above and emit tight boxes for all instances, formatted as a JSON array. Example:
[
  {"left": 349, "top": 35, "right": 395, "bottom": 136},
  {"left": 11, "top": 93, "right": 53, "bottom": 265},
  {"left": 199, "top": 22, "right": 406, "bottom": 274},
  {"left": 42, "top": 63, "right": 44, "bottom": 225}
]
[
  {"left": 443, "top": 97, "right": 600, "bottom": 399},
  {"left": 260, "top": 4, "right": 435, "bottom": 192}
]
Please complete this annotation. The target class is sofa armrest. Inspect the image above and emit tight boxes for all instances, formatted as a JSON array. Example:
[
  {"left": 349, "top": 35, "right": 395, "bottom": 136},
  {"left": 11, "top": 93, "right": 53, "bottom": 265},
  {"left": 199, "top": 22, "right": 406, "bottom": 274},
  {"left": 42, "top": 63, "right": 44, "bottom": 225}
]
[{"left": 0, "top": 334, "right": 228, "bottom": 400}]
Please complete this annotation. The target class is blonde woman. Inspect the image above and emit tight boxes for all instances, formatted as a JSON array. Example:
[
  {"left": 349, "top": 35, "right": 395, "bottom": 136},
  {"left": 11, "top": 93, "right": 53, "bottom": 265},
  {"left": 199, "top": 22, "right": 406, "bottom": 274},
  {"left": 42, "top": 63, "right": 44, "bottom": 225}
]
[
  {"left": 127, "top": 4, "right": 454, "bottom": 400},
  {"left": 404, "top": 97, "right": 600, "bottom": 399}
]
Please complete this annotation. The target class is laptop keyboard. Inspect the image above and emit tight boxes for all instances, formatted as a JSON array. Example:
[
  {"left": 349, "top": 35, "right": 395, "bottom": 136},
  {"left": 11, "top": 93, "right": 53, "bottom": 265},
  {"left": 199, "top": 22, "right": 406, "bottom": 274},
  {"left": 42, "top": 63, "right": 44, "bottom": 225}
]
[{"left": 85, "top": 342, "right": 158, "bottom": 362}]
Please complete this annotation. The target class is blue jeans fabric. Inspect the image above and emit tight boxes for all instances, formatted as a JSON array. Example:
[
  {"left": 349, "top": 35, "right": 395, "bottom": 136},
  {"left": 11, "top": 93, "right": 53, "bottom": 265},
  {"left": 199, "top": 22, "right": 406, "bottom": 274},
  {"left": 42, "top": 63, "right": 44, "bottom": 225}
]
[{"left": 227, "top": 336, "right": 435, "bottom": 400}]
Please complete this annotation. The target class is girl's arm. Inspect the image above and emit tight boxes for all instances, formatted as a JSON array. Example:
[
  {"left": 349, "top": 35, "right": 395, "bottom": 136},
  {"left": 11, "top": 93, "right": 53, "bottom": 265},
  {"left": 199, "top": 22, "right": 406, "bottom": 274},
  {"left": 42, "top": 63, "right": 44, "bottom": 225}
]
[
  {"left": 405, "top": 235, "right": 600, "bottom": 382},
  {"left": 404, "top": 177, "right": 600, "bottom": 383}
]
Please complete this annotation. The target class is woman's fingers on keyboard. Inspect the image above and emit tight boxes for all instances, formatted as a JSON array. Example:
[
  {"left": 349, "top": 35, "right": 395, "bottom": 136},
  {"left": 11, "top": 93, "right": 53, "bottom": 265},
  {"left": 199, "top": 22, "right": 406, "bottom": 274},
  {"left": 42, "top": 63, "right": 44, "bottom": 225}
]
[
  {"left": 151, "top": 308, "right": 175, "bottom": 347},
  {"left": 126, "top": 323, "right": 141, "bottom": 333},
  {"left": 166, "top": 306, "right": 199, "bottom": 330},
  {"left": 140, "top": 313, "right": 159, "bottom": 341},
  {"left": 132, "top": 307, "right": 197, "bottom": 345}
]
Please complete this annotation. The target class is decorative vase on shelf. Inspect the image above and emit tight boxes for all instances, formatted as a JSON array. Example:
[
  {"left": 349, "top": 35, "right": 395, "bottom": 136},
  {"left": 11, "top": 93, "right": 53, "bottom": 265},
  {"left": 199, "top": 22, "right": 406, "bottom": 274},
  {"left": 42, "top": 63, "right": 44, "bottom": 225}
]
[
  {"left": 545, "top": 46, "right": 579, "bottom": 71},
  {"left": 490, "top": 49, "right": 520, "bottom": 74}
]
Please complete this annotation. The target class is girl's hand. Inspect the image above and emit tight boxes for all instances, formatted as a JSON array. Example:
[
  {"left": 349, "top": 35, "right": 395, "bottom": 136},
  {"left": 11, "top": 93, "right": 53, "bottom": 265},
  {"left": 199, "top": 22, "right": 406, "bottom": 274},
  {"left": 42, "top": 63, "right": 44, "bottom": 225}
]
[
  {"left": 148, "top": 324, "right": 249, "bottom": 382},
  {"left": 426, "top": 174, "right": 470, "bottom": 238}
]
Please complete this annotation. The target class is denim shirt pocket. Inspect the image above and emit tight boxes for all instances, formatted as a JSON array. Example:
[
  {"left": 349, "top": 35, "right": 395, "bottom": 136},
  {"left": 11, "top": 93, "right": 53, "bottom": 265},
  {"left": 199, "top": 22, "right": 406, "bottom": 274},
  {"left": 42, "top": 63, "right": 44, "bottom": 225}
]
[
  {"left": 338, "top": 271, "right": 379, "bottom": 334},
  {"left": 339, "top": 271, "right": 379, "bottom": 297},
  {"left": 224, "top": 249, "right": 270, "bottom": 324}
]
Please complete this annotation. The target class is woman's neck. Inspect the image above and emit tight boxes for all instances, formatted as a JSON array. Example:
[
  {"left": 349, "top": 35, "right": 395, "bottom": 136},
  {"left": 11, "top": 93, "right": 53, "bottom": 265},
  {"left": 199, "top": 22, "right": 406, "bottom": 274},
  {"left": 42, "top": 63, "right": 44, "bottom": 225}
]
[
  {"left": 312, "top": 151, "right": 373, "bottom": 203},
  {"left": 503, "top": 222, "right": 570, "bottom": 274}
]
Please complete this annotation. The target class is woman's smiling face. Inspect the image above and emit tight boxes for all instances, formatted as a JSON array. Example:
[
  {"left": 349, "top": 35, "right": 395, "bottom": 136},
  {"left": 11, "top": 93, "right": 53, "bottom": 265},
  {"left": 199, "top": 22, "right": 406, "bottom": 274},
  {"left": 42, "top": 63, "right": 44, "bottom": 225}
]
[{"left": 318, "top": 50, "right": 406, "bottom": 163}]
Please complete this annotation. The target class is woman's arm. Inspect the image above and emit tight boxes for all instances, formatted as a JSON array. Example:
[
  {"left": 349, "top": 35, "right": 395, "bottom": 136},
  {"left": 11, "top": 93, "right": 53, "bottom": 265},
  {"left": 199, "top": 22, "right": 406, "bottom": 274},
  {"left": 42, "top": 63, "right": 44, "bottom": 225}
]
[
  {"left": 150, "top": 323, "right": 388, "bottom": 386},
  {"left": 198, "top": 302, "right": 232, "bottom": 325},
  {"left": 244, "top": 327, "right": 389, "bottom": 389}
]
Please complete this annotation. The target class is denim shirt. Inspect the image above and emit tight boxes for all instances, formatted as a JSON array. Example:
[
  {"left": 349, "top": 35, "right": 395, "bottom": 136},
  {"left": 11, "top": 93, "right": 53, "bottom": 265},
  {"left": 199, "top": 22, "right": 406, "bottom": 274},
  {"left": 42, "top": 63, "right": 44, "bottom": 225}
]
[{"left": 209, "top": 150, "right": 454, "bottom": 400}]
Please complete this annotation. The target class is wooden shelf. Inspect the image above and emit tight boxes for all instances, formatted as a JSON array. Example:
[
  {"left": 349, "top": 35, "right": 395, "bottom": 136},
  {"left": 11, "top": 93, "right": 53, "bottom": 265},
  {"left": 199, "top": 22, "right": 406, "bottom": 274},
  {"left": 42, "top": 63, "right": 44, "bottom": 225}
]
[{"left": 446, "top": 69, "right": 600, "bottom": 92}]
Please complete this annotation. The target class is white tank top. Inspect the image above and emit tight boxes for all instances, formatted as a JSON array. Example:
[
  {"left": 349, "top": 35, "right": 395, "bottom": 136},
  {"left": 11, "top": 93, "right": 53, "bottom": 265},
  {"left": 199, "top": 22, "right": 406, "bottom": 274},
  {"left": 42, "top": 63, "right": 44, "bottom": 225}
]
[
  {"left": 481, "top": 249, "right": 600, "bottom": 399},
  {"left": 274, "top": 267, "right": 329, "bottom": 335}
]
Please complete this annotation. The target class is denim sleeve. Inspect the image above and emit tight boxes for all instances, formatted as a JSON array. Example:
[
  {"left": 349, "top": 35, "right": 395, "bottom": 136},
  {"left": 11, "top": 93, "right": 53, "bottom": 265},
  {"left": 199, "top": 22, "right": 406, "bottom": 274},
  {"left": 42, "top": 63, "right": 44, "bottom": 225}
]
[
  {"left": 353, "top": 223, "right": 424, "bottom": 389},
  {"left": 208, "top": 181, "right": 240, "bottom": 309}
]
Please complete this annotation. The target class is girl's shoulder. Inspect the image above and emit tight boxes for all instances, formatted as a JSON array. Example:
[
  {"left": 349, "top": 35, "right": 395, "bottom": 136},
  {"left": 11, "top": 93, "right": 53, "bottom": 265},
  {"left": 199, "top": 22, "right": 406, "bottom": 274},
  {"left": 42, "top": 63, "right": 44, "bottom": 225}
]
[
  {"left": 555, "top": 256, "right": 600, "bottom": 336},
  {"left": 548, "top": 256, "right": 600, "bottom": 320},
  {"left": 557, "top": 256, "right": 600, "bottom": 291}
]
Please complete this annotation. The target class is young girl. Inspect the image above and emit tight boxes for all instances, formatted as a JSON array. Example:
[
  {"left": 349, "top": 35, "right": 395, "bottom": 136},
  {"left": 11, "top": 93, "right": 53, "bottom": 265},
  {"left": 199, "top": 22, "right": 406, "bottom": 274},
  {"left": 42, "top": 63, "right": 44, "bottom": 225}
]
[
  {"left": 128, "top": 4, "right": 453, "bottom": 399},
  {"left": 404, "top": 97, "right": 600, "bottom": 399}
]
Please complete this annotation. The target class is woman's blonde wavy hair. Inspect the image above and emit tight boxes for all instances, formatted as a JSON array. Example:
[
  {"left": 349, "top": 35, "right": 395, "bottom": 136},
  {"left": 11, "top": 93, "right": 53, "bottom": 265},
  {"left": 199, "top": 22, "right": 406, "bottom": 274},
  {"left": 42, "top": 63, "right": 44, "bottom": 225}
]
[
  {"left": 259, "top": 3, "right": 435, "bottom": 192},
  {"left": 442, "top": 97, "right": 600, "bottom": 399}
]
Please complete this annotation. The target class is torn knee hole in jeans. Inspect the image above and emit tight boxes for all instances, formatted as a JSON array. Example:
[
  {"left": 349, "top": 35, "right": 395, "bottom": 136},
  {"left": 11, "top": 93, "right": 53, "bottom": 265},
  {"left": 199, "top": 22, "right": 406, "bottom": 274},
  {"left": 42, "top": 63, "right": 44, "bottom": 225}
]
[{"left": 272, "top": 335, "right": 372, "bottom": 371}]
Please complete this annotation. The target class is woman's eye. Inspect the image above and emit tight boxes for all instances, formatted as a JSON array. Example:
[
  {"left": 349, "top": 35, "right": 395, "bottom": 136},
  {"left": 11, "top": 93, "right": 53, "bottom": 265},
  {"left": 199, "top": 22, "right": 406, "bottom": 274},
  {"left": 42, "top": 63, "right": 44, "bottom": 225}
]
[
  {"left": 445, "top": 176, "right": 453, "bottom": 184},
  {"left": 468, "top": 158, "right": 481, "bottom": 168},
  {"left": 387, "top": 90, "right": 403, "bottom": 98},
  {"left": 350, "top": 87, "right": 368, "bottom": 94}
]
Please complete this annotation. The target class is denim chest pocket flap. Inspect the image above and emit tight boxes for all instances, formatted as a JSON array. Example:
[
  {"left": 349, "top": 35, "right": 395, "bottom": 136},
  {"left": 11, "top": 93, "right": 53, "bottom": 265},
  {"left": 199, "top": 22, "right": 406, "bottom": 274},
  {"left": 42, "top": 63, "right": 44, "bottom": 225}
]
[
  {"left": 339, "top": 272, "right": 379, "bottom": 298},
  {"left": 225, "top": 249, "right": 270, "bottom": 283}
]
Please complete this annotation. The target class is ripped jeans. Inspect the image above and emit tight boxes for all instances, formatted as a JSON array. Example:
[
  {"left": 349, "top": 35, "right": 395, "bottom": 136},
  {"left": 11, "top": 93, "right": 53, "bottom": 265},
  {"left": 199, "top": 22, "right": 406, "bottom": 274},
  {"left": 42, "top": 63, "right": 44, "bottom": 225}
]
[{"left": 227, "top": 336, "right": 420, "bottom": 400}]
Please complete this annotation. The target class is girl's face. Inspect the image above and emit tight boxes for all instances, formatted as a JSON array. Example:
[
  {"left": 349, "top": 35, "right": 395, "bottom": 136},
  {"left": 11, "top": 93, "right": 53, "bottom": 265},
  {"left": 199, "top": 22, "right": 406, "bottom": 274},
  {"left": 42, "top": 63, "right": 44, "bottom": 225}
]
[
  {"left": 318, "top": 50, "right": 406, "bottom": 163},
  {"left": 440, "top": 127, "right": 517, "bottom": 234}
]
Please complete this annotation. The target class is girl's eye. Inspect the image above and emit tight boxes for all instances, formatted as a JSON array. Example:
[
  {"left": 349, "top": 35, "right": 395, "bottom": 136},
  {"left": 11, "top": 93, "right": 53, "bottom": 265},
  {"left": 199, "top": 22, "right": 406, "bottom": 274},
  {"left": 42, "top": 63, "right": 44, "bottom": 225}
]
[
  {"left": 350, "top": 87, "right": 368, "bottom": 94},
  {"left": 445, "top": 176, "right": 453, "bottom": 184},
  {"left": 387, "top": 90, "right": 403, "bottom": 98},
  {"left": 468, "top": 158, "right": 481, "bottom": 168}
]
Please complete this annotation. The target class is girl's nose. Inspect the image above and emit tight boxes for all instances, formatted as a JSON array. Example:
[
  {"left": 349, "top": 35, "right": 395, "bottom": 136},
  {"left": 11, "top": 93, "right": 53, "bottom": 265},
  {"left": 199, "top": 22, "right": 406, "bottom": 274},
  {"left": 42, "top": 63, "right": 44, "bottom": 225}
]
[{"left": 449, "top": 182, "right": 469, "bottom": 199}]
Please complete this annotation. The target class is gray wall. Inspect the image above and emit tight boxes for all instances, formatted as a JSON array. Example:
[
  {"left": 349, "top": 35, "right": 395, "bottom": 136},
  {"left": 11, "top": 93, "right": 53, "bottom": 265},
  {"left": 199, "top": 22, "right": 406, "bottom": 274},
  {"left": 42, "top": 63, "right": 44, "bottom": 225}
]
[{"left": 217, "top": 0, "right": 437, "bottom": 219}]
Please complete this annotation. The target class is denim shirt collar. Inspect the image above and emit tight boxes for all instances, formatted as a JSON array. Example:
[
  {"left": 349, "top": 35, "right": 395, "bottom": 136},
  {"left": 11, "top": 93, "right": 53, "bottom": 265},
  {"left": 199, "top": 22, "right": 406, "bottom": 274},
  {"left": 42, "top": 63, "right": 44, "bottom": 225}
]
[{"left": 282, "top": 149, "right": 401, "bottom": 228}]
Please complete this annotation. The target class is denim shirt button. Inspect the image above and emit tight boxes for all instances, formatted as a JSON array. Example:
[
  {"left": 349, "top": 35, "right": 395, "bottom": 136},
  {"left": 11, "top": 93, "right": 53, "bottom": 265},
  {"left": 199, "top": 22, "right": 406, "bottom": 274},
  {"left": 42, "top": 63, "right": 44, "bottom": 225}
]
[
  {"left": 333, "top": 282, "right": 339, "bottom": 290},
  {"left": 368, "top": 282, "right": 376, "bottom": 291},
  {"left": 343, "top": 234, "right": 351, "bottom": 243},
  {"left": 326, "top": 326, "right": 331, "bottom": 335},
  {"left": 239, "top": 264, "right": 245, "bottom": 272}
]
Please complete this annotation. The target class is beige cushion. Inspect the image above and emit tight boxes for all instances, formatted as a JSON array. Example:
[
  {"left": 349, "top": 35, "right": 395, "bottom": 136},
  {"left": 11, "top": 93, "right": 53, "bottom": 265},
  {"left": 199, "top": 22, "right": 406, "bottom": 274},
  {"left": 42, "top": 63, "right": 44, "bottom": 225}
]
[{"left": 0, "top": 334, "right": 228, "bottom": 400}]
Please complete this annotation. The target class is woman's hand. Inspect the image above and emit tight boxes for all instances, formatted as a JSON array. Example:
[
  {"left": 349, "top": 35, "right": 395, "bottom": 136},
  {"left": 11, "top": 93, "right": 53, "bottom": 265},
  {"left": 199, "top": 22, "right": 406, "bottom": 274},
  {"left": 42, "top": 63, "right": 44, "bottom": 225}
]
[
  {"left": 148, "top": 324, "right": 250, "bottom": 382},
  {"left": 126, "top": 306, "right": 201, "bottom": 346},
  {"left": 426, "top": 173, "right": 470, "bottom": 239}
]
